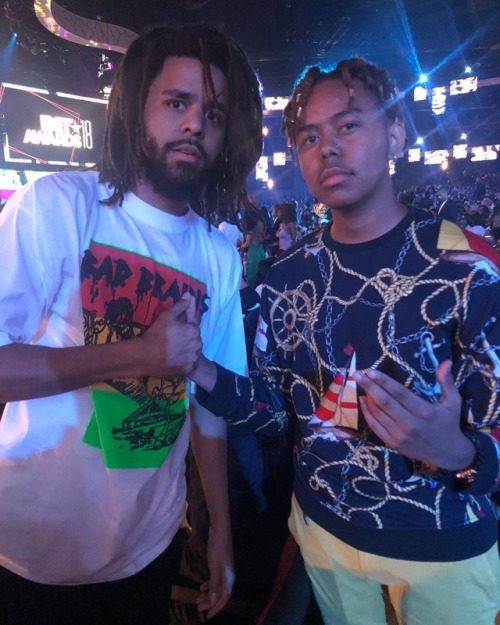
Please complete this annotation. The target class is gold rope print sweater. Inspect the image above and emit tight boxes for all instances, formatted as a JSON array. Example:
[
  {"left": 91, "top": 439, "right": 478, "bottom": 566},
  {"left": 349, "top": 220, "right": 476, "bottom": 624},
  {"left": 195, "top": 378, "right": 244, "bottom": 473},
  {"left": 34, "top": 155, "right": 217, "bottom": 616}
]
[{"left": 199, "top": 208, "right": 500, "bottom": 562}]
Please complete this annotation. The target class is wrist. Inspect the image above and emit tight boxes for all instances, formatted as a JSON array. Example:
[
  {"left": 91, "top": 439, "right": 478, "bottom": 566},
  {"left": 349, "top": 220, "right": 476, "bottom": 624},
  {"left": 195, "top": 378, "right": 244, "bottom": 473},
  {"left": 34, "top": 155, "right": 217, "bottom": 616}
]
[
  {"left": 441, "top": 432, "right": 481, "bottom": 492},
  {"left": 190, "top": 355, "right": 217, "bottom": 392},
  {"left": 438, "top": 433, "right": 476, "bottom": 471}
]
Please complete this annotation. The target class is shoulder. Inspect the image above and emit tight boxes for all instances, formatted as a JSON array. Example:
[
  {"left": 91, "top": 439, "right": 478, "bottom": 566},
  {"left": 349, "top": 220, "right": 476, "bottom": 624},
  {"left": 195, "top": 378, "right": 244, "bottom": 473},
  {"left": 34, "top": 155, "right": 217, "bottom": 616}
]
[
  {"left": 191, "top": 213, "right": 242, "bottom": 262},
  {"left": 2, "top": 171, "right": 105, "bottom": 227},
  {"left": 24, "top": 170, "right": 100, "bottom": 194},
  {"left": 6, "top": 171, "right": 104, "bottom": 212}
]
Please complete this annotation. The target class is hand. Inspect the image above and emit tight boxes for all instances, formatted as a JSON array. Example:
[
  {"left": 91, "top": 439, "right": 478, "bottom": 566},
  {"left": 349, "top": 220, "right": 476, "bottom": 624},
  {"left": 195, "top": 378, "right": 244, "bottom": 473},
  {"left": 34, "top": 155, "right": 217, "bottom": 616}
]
[
  {"left": 138, "top": 293, "right": 202, "bottom": 378},
  {"left": 196, "top": 527, "right": 235, "bottom": 620},
  {"left": 353, "top": 360, "right": 476, "bottom": 470}
]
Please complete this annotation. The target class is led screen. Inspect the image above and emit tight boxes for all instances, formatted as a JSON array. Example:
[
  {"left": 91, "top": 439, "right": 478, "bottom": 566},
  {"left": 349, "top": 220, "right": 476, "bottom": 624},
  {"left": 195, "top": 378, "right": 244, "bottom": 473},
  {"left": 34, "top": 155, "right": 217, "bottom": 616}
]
[{"left": 0, "top": 83, "right": 107, "bottom": 168}]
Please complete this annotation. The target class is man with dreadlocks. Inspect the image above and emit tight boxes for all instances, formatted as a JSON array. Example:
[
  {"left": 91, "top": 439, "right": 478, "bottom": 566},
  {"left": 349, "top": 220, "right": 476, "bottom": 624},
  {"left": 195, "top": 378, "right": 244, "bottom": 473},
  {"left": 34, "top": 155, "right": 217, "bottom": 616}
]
[
  {"left": 0, "top": 24, "right": 262, "bottom": 625},
  {"left": 191, "top": 57, "right": 500, "bottom": 624}
]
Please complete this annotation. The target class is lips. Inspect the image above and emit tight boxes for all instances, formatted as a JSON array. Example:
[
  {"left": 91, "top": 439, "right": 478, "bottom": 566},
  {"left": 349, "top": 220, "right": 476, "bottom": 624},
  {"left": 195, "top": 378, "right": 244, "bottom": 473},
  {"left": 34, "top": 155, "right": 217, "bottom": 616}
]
[
  {"left": 318, "top": 166, "right": 353, "bottom": 187},
  {"left": 172, "top": 144, "right": 202, "bottom": 160}
]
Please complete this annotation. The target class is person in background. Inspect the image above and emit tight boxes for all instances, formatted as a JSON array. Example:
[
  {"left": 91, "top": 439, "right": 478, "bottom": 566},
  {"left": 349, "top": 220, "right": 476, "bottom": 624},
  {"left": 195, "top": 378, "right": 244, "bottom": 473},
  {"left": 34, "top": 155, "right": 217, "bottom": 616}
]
[
  {"left": 240, "top": 206, "right": 268, "bottom": 287},
  {"left": 490, "top": 203, "right": 500, "bottom": 248},
  {"left": 218, "top": 196, "right": 246, "bottom": 251},
  {"left": 276, "top": 202, "right": 299, "bottom": 253},
  {"left": 266, "top": 202, "right": 283, "bottom": 257},
  {"left": 465, "top": 211, "right": 487, "bottom": 237},
  {"left": 436, "top": 186, "right": 459, "bottom": 223},
  {"left": 0, "top": 23, "right": 262, "bottom": 625},
  {"left": 190, "top": 57, "right": 500, "bottom": 625},
  {"left": 218, "top": 218, "right": 244, "bottom": 249}
]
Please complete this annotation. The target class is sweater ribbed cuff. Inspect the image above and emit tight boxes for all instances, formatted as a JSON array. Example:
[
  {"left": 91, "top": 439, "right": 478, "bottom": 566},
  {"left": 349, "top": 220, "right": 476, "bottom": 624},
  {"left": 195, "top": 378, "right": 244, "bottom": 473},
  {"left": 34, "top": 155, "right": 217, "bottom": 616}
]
[
  {"left": 195, "top": 363, "right": 239, "bottom": 418},
  {"left": 440, "top": 431, "right": 500, "bottom": 495}
]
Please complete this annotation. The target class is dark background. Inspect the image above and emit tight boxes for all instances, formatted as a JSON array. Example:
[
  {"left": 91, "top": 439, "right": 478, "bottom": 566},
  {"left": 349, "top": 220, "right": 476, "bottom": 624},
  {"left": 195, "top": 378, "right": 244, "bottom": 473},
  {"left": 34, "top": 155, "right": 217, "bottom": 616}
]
[{"left": 0, "top": 0, "right": 499, "bottom": 195}]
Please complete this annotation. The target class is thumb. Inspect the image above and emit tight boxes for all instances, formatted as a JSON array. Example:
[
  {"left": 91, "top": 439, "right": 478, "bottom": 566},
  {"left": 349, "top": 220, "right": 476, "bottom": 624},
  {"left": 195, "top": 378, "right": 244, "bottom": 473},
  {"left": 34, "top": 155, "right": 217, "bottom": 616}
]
[
  {"left": 182, "top": 292, "right": 197, "bottom": 323},
  {"left": 167, "top": 296, "right": 190, "bottom": 320},
  {"left": 436, "top": 360, "right": 457, "bottom": 400}
]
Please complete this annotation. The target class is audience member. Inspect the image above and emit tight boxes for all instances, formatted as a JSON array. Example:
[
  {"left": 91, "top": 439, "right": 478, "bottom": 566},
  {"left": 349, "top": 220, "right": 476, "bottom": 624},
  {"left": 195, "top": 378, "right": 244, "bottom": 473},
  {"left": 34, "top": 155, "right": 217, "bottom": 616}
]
[
  {"left": 241, "top": 207, "right": 268, "bottom": 287},
  {"left": 276, "top": 202, "right": 298, "bottom": 253},
  {"left": 436, "top": 186, "right": 459, "bottom": 223}
]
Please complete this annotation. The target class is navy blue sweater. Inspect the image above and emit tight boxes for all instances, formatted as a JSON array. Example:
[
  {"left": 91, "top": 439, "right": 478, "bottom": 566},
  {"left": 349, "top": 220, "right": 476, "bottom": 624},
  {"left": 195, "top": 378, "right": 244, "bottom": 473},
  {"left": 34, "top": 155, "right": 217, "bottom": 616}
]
[{"left": 199, "top": 209, "right": 500, "bottom": 562}]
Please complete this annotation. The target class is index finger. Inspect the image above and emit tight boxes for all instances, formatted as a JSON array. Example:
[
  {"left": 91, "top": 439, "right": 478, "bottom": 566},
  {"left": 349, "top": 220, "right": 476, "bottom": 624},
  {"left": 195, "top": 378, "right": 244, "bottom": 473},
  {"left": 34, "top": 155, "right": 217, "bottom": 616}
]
[{"left": 353, "top": 369, "right": 414, "bottom": 412}]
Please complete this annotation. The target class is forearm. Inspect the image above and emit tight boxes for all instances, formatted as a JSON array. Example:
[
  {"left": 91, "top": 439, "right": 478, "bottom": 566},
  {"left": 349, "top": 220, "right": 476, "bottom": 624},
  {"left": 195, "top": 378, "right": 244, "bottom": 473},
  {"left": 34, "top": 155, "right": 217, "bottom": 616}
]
[
  {"left": 189, "top": 398, "right": 231, "bottom": 532},
  {"left": 0, "top": 341, "right": 146, "bottom": 403},
  {"left": 190, "top": 354, "right": 217, "bottom": 394},
  {"left": 193, "top": 358, "right": 288, "bottom": 435}
]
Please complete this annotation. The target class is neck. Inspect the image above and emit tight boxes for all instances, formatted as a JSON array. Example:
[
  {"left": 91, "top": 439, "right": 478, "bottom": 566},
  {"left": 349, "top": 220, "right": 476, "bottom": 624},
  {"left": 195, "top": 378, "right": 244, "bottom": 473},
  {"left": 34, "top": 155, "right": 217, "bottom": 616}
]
[
  {"left": 329, "top": 199, "right": 408, "bottom": 244},
  {"left": 132, "top": 179, "right": 190, "bottom": 216}
]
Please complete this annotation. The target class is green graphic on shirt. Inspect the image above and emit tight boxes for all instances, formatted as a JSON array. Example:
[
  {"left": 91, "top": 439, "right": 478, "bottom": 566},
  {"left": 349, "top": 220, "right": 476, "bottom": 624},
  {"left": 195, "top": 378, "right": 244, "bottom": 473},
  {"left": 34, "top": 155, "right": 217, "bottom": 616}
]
[
  {"left": 84, "top": 387, "right": 188, "bottom": 469},
  {"left": 79, "top": 240, "right": 206, "bottom": 470}
]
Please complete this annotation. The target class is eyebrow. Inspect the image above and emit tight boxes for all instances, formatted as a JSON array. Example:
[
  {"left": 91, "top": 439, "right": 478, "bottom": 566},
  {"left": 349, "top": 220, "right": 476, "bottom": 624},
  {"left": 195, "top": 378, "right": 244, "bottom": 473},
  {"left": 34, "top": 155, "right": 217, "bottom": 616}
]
[
  {"left": 161, "top": 89, "right": 192, "bottom": 99},
  {"left": 296, "top": 106, "right": 364, "bottom": 135}
]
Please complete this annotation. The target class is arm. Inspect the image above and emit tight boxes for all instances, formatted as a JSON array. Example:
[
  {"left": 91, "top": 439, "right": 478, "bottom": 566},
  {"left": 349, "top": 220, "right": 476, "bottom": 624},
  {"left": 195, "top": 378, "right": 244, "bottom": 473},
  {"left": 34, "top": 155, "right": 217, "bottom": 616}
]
[
  {"left": 193, "top": 290, "right": 289, "bottom": 436},
  {"left": 190, "top": 398, "right": 234, "bottom": 620},
  {"left": 0, "top": 296, "right": 201, "bottom": 403},
  {"left": 239, "top": 232, "right": 251, "bottom": 253},
  {"left": 0, "top": 179, "right": 203, "bottom": 403}
]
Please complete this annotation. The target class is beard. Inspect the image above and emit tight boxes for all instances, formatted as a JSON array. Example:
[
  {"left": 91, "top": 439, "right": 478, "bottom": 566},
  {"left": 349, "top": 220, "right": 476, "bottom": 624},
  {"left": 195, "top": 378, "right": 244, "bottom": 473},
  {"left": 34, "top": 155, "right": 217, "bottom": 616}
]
[{"left": 140, "top": 137, "right": 214, "bottom": 203}]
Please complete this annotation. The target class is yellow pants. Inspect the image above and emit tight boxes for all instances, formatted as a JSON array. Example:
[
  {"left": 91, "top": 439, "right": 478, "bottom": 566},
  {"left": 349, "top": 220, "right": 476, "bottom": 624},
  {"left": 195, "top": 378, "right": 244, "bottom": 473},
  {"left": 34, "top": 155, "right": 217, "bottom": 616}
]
[{"left": 289, "top": 495, "right": 500, "bottom": 625}]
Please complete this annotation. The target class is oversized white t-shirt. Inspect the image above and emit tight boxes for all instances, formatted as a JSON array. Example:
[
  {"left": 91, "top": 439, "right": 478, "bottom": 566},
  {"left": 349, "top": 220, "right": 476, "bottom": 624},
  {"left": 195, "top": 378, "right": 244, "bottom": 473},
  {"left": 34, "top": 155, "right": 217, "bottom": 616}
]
[{"left": 0, "top": 171, "right": 246, "bottom": 584}]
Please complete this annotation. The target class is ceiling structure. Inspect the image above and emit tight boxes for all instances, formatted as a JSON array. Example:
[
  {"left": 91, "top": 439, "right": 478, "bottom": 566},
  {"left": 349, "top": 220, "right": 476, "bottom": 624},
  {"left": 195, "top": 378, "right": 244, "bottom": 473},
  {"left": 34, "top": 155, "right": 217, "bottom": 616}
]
[{"left": 1, "top": 0, "right": 499, "bottom": 98}]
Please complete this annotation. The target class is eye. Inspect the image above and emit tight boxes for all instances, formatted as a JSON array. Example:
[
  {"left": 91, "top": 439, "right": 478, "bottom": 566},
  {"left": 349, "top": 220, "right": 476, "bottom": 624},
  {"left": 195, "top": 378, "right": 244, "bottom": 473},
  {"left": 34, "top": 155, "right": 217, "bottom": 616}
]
[
  {"left": 167, "top": 99, "right": 186, "bottom": 111},
  {"left": 205, "top": 108, "right": 225, "bottom": 125},
  {"left": 299, "top": 134, "right": 319, "bottom": 148},
  {"left": 340, "top": 121, "right": 359, "bottom": 133}
]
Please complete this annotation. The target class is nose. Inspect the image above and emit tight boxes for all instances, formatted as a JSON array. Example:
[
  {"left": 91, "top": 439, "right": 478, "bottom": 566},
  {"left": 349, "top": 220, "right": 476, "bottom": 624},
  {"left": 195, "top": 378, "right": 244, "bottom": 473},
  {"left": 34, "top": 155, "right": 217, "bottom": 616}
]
[
  {"left": 181, "top": 105, "right": 205, "bottom": 137},
  {"left": 321, "top": 141, "right": 342, "bottom": 159}
]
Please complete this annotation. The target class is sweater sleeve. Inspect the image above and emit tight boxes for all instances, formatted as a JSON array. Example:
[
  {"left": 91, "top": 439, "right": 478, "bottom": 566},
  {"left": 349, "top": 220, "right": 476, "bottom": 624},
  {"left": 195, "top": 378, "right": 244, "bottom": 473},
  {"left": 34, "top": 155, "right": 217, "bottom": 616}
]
[
  {"left": 449, "top": 259, "right": 500, "bottom": 494},
  {"left": 196, "top": 282, "right": 289, "bottom": 435}
]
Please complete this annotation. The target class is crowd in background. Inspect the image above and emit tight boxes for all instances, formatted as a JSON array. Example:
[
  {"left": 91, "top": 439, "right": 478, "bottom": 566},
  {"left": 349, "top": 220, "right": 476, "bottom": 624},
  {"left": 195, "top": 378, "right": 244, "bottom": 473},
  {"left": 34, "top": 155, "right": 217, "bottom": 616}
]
[{"left": 214, "top": 170, "right": 500, "bottom": 291}]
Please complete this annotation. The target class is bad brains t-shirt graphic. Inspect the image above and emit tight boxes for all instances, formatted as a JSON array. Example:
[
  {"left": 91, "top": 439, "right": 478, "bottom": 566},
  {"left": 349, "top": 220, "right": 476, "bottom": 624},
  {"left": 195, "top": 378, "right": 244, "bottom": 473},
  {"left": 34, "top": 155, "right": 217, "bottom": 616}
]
[{"left": 80, "top": 240, "right": 207, "bottom": 469}]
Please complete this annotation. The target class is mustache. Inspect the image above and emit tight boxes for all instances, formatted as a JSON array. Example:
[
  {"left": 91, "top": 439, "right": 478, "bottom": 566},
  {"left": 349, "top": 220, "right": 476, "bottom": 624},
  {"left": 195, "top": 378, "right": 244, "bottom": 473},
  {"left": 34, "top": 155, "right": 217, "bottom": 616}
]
[{"left": 161, "top": 139, "right": 210, "bottom": 165}]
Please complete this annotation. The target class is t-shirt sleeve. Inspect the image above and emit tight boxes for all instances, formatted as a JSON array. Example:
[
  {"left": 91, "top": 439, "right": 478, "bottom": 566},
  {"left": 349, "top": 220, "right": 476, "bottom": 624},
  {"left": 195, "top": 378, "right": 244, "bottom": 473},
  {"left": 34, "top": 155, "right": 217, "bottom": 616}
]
[{"left": 0, "top": 175, "right": 84, "bottom": 348}]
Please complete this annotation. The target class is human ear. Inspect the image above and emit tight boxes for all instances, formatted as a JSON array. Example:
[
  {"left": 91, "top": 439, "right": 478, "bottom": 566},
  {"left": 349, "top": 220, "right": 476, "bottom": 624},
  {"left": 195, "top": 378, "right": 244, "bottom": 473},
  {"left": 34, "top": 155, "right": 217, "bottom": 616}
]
[{"left": 388, "top": 121, "right": 406, "bottom": 159}]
